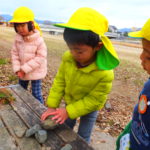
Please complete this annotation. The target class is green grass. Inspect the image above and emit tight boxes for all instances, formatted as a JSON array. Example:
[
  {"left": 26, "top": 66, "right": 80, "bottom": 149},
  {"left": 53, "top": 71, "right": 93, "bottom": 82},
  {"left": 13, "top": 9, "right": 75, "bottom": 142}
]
[
  {"left": 0, "top": 58, "right": 8, "bottom": 65},
  {"left": 0, "top": 92, "right": 7, "bottom": 98},
  {"left": 9, "top": 75, "right": 18, "bottom": 82},
  {"left": 44, "top": 37, "right": 67, "bottom": 57},
  {"left": 108, "top": 120, "right": 115, "bottom": 126},
  {"left": 115, "top": 59, "right": 148, "bottom": 87},
  {"left": 133, "top": 79, "right": 144, "bottom": 87}
]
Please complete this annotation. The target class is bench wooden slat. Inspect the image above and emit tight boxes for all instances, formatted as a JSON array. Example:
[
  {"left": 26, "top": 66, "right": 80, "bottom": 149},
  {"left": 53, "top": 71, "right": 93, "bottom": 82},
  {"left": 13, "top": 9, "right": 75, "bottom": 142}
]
[
  {"left": 69, "top": 136, "right": 94, "bottom": 150},
  {"left": 0, "top": 105, "right": 41, "bottom": 150},
  {"left": 1, "top": 85, "right": 95, "bottom": 149},
  {"left": 10, "top": 85, "right": 95, "bottom": 150},
  {"left": 10, "top": 90, "right": 41, "bottom": 127},
  {"left": 9, "top": 87, "right": 65, "bottom": 150},
  {"left": 11, "top": 85, "right": 47, "bottom": 116},
  {"left": 0, "top": 116, "right": 18, "bottom": 150},
  {"left": 54, "top": 124, "right": 94, "bottom": 150},
  {"left": 54, "top": 124, "right": 77, "bottom": 142}
]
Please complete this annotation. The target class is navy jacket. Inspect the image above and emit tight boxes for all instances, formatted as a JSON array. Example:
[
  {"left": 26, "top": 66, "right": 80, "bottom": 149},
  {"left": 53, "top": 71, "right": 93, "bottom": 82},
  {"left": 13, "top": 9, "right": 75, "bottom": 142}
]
[{"left": 130, "top": 79, "right": 150, "bottom": 149}]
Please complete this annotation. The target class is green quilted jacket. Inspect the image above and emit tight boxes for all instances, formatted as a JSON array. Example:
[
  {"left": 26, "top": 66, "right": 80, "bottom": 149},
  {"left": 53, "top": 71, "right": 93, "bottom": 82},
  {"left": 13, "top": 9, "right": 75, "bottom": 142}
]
[{"left": 46, "top": 51, "right": 114, "bottom": 119}]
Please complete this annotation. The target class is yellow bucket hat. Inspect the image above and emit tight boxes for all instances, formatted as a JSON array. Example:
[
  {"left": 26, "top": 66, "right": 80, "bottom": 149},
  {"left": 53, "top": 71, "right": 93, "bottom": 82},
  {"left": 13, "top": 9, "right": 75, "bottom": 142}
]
[
  {"left": 9, "top": 6, "right": 42, "bottom": 34},
  {"left": 128, "top": 19, "right": 150, "bottom": 41},
  {"left": 55, "top": 7, "right": 119, "bottom": 70}
]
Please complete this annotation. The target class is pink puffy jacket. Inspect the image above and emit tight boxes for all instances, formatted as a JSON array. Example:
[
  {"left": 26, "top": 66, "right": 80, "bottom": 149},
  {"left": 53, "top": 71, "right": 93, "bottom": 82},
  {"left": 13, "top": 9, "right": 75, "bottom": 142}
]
[{"left": 11, "top": 30, "right": 47, "bottom": 80}]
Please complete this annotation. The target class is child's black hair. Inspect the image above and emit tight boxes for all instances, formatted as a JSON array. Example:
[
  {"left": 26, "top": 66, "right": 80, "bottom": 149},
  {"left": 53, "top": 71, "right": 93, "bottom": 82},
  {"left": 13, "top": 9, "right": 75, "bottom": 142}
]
[
  {"left": 14, "top": 21, "right": 34, "bottom": 33},
  {"left": 63, "top": 28, "right": 101, "bottom": 48}
]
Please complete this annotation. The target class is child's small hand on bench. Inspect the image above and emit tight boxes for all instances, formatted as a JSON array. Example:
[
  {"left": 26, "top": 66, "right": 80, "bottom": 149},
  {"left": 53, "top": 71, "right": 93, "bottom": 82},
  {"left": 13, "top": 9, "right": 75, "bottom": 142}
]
[
  {"left": 49, "top": 108, "right": 69, "bottom": 124},
  {"left": 41, "top": 108, "right": 56, "bottom": 121}
]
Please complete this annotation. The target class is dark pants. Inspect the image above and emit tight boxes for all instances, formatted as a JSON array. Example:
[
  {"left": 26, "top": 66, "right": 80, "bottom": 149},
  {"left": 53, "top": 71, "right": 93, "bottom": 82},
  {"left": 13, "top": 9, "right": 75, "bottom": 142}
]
[
  {"left": 19, "top": 79, "right": 44, "bottom": 104},
  {"left": 65, "top": 111, "right": 98, "bottom": 143}
]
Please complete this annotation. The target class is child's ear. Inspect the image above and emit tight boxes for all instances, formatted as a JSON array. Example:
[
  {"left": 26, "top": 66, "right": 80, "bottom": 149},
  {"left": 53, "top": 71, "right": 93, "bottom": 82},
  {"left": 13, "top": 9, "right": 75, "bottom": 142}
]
[{"left": 95, "top": 42, "right": 103, "bottom": 51}]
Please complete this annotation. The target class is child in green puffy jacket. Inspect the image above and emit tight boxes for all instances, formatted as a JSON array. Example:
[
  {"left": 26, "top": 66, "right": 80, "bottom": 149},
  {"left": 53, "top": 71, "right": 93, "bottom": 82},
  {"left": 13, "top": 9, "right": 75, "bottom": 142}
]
[{"left": 41, "top": 7, "right": 119, "bottom": 143}]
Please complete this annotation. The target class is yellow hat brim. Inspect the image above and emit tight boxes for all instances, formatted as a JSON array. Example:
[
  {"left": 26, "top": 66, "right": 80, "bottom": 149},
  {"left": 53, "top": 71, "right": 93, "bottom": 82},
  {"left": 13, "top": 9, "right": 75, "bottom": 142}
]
[
  {"left": 54, "top": 23, "right": 90, "bottom": 31},
  {"left": 9, "top": 18, "right": 34, "bottom": 23},
  {"left": 128, "top": 31, "right": 143, "bottom": 39}
]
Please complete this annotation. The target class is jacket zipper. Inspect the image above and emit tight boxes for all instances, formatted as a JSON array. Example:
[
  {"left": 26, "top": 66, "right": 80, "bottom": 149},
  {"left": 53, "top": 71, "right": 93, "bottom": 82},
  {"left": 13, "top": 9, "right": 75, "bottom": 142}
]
[{"left": 131, "top": 128, "right": 141, "bottom": 145}]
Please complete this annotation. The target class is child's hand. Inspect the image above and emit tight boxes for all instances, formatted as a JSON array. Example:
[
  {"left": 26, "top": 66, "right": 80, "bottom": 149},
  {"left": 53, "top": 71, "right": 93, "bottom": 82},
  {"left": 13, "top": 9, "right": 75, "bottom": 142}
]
[
  {"left": 49, "top": 108, "right": 69, "bottom": 124},
  {"left": 17, "top": 71, "right": 25, "bottom": 78},
  {"left": 41, "top": 108, "right": 56, "bottom": 121}
]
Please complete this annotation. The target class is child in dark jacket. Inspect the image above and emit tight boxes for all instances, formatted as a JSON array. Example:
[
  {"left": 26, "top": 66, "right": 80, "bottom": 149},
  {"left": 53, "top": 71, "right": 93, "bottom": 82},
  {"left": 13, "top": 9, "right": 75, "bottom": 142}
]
[{"left": 116, "top": 18, "right": 150, "bottom": 150}]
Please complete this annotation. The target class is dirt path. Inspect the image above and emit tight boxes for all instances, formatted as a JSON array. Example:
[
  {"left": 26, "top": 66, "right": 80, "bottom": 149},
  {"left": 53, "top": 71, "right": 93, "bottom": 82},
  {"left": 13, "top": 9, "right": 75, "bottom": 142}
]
[
  {"left": 91, "top": 125, "right": 117, "bottom": 150},
  {"left": 114, "top": 44, "right": 142, "bottom": 64}
]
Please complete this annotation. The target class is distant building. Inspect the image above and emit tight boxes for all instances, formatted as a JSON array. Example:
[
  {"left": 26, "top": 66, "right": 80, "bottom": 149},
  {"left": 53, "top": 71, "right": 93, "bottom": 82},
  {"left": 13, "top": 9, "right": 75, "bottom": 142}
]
[
  {"left": 40, "top": 24, "right": 64, "bottom": 35},
  {"left": 109, "top": 25, "right": 118, "bottom": 33},
  {"left": 39, "top": 24, "right": 122, "bottom": 38}
]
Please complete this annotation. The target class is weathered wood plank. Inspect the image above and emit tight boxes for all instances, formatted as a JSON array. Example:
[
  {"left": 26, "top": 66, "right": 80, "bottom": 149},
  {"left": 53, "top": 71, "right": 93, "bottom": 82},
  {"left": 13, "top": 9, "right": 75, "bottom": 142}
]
[
  {"left": 0, "top": 84, "right": 19, "bottom": 89},
  {"left": 0, "top": 104, "right": 41, "bottom": 150},
  {"left": 9, "top": 87, "right": 64, "bottom": 150},
  {"left": 54, "top": 124, "right": 94, "bottom": 150},
  {"left": 11, "top": 85, "right": 47, "bottom": 116},
  {"left": 69, "top": 136, "right": 94, "bottom": 150},
  {"left": 11, "top": 85, "right": 95, "bottom": 150},
  {"left": 8, "top": 89, "right": 41, "bottom": 127},
  {"left": 0, "top": 114, "right": 18, "bottom": 150},
  {"left": 54, "top": 124, "right": 78, "bottom": 143},
  {"left": 44, "top": 132, "right": 64, "bottom": 150}
]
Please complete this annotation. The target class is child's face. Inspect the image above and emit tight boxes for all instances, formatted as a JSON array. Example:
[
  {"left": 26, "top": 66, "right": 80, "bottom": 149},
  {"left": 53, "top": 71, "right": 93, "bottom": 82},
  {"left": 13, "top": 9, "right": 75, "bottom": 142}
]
[
  {"left": 16, "top": 23, "right": 30, "bottom": 36},
  {"left": 67, "top": 43, "right": 102, "bottom": 66},
  {"left": 140, "top": 39, "right": 150, "bottom": 74}
]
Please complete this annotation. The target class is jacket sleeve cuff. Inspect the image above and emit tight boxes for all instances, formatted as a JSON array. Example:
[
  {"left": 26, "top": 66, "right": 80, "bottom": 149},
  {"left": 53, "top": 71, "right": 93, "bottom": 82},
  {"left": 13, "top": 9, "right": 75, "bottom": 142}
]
[
  {"left": 66, "top": 104, "right": 78, "bottom": 119},
  {"left": 21, "top": 64, "right": 32, "bottom": 73},
  {"left": 14, "top": 68, "right": 20, "bottom": 73},
  {"left": 46, "top": 98, "right": 59, "bottom": 108}
]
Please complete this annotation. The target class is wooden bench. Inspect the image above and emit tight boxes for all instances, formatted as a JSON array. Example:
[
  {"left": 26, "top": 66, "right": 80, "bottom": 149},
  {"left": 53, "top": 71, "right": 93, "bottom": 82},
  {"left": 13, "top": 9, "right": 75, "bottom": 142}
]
[{"left": 0, "top": 85, "right": 95, "bottom": 150}]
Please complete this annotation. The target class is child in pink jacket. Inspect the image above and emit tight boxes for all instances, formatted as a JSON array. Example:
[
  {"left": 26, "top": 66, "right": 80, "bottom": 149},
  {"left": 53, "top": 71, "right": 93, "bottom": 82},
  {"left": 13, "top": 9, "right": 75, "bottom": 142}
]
[{"left": 10, "top": 7, "right": 47, "bottom": 104}]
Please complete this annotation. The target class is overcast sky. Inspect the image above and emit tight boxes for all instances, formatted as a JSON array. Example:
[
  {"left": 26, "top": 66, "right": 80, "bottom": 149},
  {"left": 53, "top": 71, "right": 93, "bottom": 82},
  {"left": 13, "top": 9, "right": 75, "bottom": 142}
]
[{"left": 0, "top": 0, "right": 149, "bottom": 28}]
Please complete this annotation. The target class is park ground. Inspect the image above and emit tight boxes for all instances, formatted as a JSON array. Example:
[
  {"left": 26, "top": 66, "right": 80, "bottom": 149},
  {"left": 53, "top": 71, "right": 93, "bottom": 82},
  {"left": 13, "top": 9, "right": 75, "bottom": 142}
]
[{"left": 0, "top": 27, "right": 148, "bottom": 149}]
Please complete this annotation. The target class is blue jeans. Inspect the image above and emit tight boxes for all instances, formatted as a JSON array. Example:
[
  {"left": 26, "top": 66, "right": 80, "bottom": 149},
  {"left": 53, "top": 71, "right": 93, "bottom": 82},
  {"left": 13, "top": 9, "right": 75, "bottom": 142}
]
[
  {"left": 65, "top": 111, "right": 98, "bottom": 143},
  {"left": 19, "top": 79, "right": 44, "bottom": 104}
]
